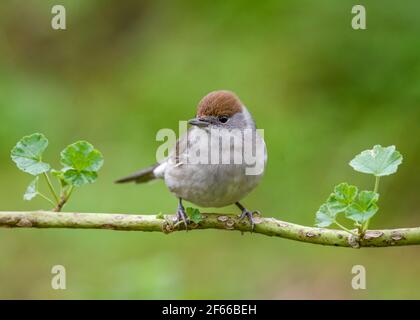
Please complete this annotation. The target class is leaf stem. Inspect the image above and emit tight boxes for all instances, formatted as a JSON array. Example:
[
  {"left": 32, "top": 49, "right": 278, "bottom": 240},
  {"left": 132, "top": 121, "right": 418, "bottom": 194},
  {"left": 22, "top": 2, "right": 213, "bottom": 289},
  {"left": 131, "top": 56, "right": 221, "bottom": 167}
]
[
  {"left": 66, "top": 186, "right": 75, "bottom": 201},
  {"left": 374, "top": 176, "right": 380, "bottom": 193},
  {"left": 36, "top": 192, "right": 56, "bottom": 206},
  {"left": 363, "top": 176, "right": 381, "bottom": 232},
  {"left": 334, "top": 220, "right": 359, "bottom": 237},
  {"left": 43, "top": 173, "right": 59, "bottom": 204},
  {"left": 53, "top": 186, "right": 75, "bottom": 212}
]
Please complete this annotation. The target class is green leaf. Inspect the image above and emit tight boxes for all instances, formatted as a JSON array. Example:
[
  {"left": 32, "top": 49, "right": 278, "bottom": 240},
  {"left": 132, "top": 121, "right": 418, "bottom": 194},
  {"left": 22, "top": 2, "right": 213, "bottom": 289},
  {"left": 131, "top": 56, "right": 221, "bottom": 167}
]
[
  {"left": 63, "top": 169, "right": 98, "bottom": 187},
  {"left": 327, "top": 183, "right": 358, "bottom": 213},
  {"left": 60, "top": 141, "right": 104, "bottom": 186},
  {"left": 349, "top": 145, "right": 403, "bottom": 177},
  {"left": 61, "top": 141, "right": 104, "bottom": 172},
  {"left": 23, "top": 177, "right": 39, "bottom": 201},
  {"left": 51, "top": 169, "right": 68, "bottom": 188},
  {"left": 345, "top": 191, "right": 379, "bottom": 224},
  {"left": 315, "top": 183, "right": 358, "bottom": 227},
  {"left": 11, "top": 133, "right": 50, "bottom": 175},
  {"left": 315, "top": 203, "right": 337, "bottom": 227},
  {"left": 186, "top": 207, "right": 203, "bottom": 224},
  {"left": 156, "top": 212, "right": 165, "bottom": 220}
]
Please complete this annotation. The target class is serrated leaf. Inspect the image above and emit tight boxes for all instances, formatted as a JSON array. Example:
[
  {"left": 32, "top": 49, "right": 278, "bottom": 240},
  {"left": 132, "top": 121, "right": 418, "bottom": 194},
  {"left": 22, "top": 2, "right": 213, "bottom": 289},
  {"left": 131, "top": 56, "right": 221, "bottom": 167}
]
[
  {"left": 60, "top": 141, "right": 104, "bottom": 186},
  {"left": 315, "top": 203, "right": 337, "bottom": 227},
  {"left": 349, "top": 145, "right": 403, "bottom": 177},
  {"left": 315, "top": 183, "right": 358, "bottom": 227},
  {"left": 345, "top": 191, "right": 379, "bottom": 224},
  {"left": 327, "top": 183, "right": 358, "bottom": 213},
  {"left": 11, "top": 133, "right": 50, "bottom": 175},
  {"left": 63, "top": 169, "right": 98, "bottom": 187},
  {"left": 61, "top": 141, "right": 104, "bottom": 172},
  {"left": 186, "top": 207, "right": 202, "bottom": 224},
  {"left": 23, "top": 177, "right": 39, "bottom": 201}
]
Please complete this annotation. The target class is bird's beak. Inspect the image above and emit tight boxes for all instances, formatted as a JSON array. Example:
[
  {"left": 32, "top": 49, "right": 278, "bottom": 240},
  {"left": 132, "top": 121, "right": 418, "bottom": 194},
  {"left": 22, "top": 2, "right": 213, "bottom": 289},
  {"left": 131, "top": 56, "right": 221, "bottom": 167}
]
[{"left": 188, "top": 117, "right": 209, "bottom": 127}]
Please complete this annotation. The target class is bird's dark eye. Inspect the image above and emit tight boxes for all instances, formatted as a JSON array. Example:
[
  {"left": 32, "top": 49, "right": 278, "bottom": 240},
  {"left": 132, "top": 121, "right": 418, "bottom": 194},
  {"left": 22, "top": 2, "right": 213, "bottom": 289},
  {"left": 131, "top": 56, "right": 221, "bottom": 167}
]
[{"left": 219, "top": 116, "right": 229, "bottom": 123}]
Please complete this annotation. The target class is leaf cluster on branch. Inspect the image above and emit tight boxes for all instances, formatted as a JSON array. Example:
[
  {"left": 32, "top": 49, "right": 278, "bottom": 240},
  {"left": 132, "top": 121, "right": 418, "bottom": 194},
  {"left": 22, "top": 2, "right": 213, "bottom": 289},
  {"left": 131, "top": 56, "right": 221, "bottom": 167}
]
[
  {"left": 11, "top": 133, "right": 104, "bottom": 212},
  {"left": 315, "top": 145, "right": 403, "bottom": 237}
]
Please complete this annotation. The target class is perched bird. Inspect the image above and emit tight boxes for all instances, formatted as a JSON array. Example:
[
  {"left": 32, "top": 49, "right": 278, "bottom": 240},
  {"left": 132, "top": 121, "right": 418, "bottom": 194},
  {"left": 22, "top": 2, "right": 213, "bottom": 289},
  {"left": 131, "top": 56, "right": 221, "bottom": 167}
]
[{"left": 116, "top": 90, "right": 267, "bottom": 229}]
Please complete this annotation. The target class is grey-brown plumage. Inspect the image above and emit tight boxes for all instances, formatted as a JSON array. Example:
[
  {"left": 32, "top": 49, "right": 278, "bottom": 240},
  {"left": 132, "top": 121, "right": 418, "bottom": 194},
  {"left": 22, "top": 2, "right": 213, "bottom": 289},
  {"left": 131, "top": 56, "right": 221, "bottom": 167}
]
[
  {"left": 115, "top": 164, "right": 158, "bottom": 184},
  {"left": 115, "top": 90, "right": 267, "bottom": 230}
]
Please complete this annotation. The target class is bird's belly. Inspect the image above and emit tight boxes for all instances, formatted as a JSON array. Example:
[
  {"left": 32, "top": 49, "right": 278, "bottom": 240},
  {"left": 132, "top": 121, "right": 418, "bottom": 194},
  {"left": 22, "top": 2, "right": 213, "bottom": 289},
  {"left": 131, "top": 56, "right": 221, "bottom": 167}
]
[{"left": 164, "top": 163, "right": 262, "bottom": 207}]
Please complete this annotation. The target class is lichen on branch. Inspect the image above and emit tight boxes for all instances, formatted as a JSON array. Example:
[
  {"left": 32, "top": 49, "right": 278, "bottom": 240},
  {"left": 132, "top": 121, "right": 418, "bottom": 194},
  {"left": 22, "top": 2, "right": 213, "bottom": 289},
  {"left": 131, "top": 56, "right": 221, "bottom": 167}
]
[{"left": 1, "top": 211, "right": 419, "bottom": 248}]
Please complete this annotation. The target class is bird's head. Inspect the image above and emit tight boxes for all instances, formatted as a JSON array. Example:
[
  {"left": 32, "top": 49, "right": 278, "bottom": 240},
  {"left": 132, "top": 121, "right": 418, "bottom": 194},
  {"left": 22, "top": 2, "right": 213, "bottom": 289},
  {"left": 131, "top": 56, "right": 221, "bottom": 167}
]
[{"left": 188, "top": 90, "right": 255, "bottom": 130}]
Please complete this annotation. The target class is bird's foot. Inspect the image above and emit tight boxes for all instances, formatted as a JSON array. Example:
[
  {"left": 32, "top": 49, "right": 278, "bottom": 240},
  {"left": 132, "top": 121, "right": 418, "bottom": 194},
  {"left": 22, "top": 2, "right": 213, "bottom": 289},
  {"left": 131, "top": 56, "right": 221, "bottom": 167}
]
[
  {"left": 176, "top": 203, "right": 190, "bottom": 230},
  {"left": 239, "top": 209, "right": 261, "bottom": 231}
]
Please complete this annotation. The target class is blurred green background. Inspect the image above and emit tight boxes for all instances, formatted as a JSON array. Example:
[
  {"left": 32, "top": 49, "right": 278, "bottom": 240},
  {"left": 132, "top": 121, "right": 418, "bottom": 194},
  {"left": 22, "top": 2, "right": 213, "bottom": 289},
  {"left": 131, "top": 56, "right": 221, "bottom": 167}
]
[{"left": 0, "top": 0, "right": 419, "bottom": 299}]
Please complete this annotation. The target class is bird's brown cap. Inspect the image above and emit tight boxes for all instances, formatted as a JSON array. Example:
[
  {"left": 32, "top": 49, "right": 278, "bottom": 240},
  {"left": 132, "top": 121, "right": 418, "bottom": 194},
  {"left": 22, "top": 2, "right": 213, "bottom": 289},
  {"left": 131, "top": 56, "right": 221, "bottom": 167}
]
[{"left": 196, "top": 90, "right": 243, "bottom": 117}]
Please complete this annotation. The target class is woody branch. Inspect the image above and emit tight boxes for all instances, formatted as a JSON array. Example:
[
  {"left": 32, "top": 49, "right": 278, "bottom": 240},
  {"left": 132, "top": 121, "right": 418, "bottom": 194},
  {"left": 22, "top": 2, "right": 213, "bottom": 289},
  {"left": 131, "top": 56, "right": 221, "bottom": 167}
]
[{"left": 0, "top": 211, "right": 419, "bottom": 248}]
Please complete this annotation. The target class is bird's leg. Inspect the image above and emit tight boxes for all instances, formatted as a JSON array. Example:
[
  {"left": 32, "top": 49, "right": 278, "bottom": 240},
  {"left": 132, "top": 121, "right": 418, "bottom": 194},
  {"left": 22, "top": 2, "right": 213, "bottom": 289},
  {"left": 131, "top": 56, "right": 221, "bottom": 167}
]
[
  {"left": 177, "top": 198, "right": 189, "bottom": 229},
  {"left": 236, "top": 202, "right": 260, "bottom": 231}
]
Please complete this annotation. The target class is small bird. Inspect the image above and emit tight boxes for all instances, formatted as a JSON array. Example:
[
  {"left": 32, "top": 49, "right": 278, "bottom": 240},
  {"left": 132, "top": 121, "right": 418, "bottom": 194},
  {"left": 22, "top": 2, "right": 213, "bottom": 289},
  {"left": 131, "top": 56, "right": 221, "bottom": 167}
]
[{"left": 116, "top": 90, "right": 267, "bottom": 229}]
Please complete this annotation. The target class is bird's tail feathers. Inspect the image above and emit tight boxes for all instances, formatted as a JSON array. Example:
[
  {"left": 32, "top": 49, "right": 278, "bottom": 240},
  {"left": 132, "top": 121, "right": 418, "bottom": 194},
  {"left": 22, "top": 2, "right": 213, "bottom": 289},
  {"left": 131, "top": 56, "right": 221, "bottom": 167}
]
[{"left": 115, "top": 164, "right": 159, "bottom": 184}]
